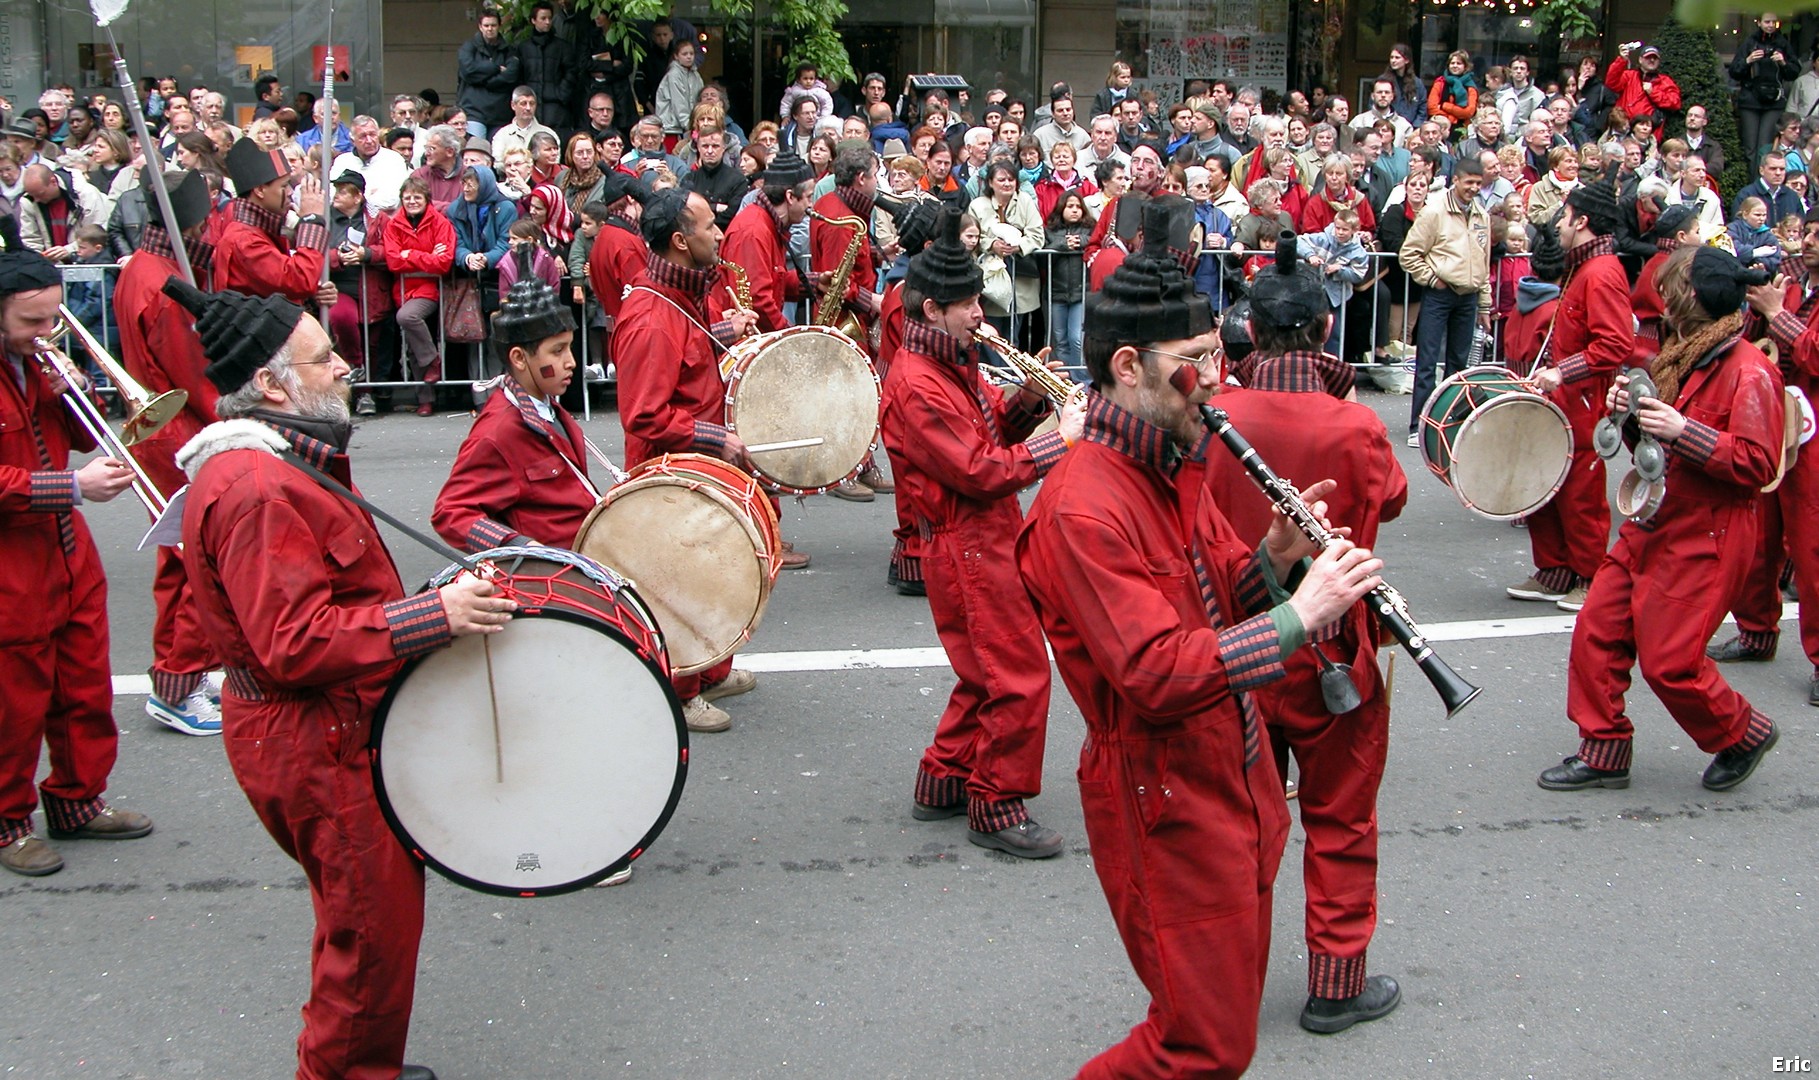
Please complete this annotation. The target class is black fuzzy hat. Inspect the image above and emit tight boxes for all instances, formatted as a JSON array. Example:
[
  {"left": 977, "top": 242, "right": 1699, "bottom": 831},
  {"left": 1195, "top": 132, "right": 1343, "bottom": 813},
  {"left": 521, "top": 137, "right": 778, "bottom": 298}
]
[
  {"left": 491, "top": 258, "right": 576, "bottom": 356},
  {"left": 877, "top": 191, "right": 942, "bottom": 257},
  {"left": 763, "top": 146, "right": 812, "bottom": 187},
  {"left": 1564, "top": 176, "right": 1620, "bottom": 236},
  {"left": 1249, "top": 231, "right": 1328, "bottom": 333},
  {"left": 1690, "top": 245, "right": 1771, "bottom": 320},
  {"left": 226, "top": 138, "right": 290, "bottom": 194},
  {"left": 0, "top": 214, "right": 60, "bottom": 297},
  {"left": 162, "top": 169, "right": 213, "bottom": 235},
  {"left": 162, "top": 277, "right": 304, "bottom": 394},
  {"left": 1086, "top": 195, "right": 1212, "bottom": 345},
  {"left": 905, "top": 207, "right": 983, "bottom": 304},
  {"left": 598, "top": 170, "right": 650, "bottom": 209},
  {"left": 1529, "top": 219, "right": 1566, "bottom": 284}
]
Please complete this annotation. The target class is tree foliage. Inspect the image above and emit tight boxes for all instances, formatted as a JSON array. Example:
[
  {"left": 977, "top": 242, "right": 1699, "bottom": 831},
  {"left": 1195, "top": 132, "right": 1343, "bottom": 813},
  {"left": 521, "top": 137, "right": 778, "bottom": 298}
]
[
  {"left": 494, "top": 0, "right": 850, "bottom": 81},
  {"left": 1534, "top": 0, "right": 1600, "bottom": 44},
  {"left": 1653, "top": 15, "right": 1750, "bottom": 197}
]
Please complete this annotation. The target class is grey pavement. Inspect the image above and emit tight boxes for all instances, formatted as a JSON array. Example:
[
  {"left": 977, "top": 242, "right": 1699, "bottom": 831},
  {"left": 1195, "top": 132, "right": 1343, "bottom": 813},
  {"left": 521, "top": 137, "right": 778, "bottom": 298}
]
[{"left": 3, "top": 388, "right": 1815, "bottom": 1078}]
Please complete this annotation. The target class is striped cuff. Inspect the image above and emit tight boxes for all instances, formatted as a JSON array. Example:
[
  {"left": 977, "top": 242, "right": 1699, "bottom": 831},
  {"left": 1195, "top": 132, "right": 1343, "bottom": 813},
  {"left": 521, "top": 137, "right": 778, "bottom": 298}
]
[
  {"left": 1217, "top": 612, "right": 1287, "bottom": 692},
  {"left": 709, "top": 317, "right": 738, "bottom": 347},
  {"left": 293, "top": 220, "right": 330, "bottom": 253},
  {"left": 1668, "top": 420, "right": 1718, "bottom": 466},
  {"left": 0, "top": 816, "right": 33, "bottom": 847},
  {"left": 1233, "top": 552, "right": 1271, "bottom": 617},
  {"left": 1768, "top": 309, "right": 1807, "bottom": 355},
  {"left": 28, "top": 470, "right": 79, "bottom": 512},
  {"left": 383, "top": 592, "right": 452, "bottom": 660},
  {"left": 1308, "top": 952, "right": 1368, "bottom": 1001},
  {"left": 1025, "top": 431, "right": 1069, "bottom": 476},
  {"left": 466, "top": 517, "right": 522, "bottom": 553},
  {"left": 1554, "top": 351, "right": 1592, "bottom": 384},
  {"left": 1004, "top": 391, "right": 1051, "bottom": 433},
  {"left": 149, "top": 668, "right": 205, "bottom": 705},
  {"left": 40, "top": 792, "right": 104, "bottom": 833},
  {"left": 1577, "top": 736, "right": 1632, "bottom": 772},
  {"left": 1733, "top": 709, "right": 1776, "bottom": 753},
  {"left": 690, "top": 420, "right": 729, "bottom": 458},
  {"left": 967, "top": 796, "right": 1028, "bottom": 833},
  {"left": 914, "top": 769, "right": 967, "bottom": 810}
]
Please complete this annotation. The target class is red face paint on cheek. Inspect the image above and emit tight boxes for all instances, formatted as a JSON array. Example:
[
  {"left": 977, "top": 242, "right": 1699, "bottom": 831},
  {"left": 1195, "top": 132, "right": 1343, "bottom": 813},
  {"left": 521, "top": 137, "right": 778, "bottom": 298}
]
[
  {"left": 1168, "top": 362, "right": 1198, "bottom": 397},
  {"left": 540, "top": 365, "right": 558, "bottom": 379}
]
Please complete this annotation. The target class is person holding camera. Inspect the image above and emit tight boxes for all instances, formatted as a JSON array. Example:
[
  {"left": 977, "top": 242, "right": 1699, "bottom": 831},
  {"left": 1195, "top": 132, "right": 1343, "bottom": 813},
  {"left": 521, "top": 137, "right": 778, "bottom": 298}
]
[
  {"left": 1731, "top": 13, "right": 1802, "bottom": 166},
  {"left": 1605, "top": 42, "right": 1681, "bottom": 139}
]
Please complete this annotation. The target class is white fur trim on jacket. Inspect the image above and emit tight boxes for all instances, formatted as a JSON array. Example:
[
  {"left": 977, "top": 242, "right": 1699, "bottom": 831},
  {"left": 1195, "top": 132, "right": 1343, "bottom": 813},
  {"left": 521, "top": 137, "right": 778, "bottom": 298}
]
[{"left": 176, "top": 419, "right": 289, "bottom": 480}]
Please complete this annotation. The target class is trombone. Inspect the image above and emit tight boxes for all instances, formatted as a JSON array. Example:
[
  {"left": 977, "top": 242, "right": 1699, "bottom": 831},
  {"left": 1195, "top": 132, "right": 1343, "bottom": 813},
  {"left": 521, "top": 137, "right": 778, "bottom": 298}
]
[{"left": 34, "top": 304, "right": 187, "bottom": 517}]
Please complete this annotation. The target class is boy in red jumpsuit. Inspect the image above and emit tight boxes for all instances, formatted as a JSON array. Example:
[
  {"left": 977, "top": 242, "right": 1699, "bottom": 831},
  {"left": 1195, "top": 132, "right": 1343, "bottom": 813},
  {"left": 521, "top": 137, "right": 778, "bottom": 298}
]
[
  {"left": 169, "top": 276, "right": 510, "bottom": 1080},
  {"left": 1711, "top": 205, "right": 1819, "bottom": 700},
  {"left": 113, "top": 169, "right": 224, "bottom": 735},
  {"left": 1540, "top": 245, "right": 1784, "bottom": 793},
  {"left": 0, "top": 219, "right": 149, "bottom": 878},
  {"left": 1200, "top": 231, "right": 1408, "bottom": 1034},
  {"left": 613, "top": 188, "right": 762, "bottom": 732},
  {"left": 881, "top": 207, "right": 1084, "bottom": 857},
  {"left": 1509, "top": 179, "right": 1632, "bottom": 611},
  {"left": 213, "top": 139, "right": 337, "bottom": 311},
  {"left": 1019, "top": 199, "right": 1384, "bottom": 1076}
]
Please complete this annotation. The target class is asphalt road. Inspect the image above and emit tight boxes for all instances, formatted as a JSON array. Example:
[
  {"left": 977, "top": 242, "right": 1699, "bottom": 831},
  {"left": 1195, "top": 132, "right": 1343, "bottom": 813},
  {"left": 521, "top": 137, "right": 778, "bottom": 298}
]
[{"left": 3, "top": 387, "right": 1815, "bottom": 1079}]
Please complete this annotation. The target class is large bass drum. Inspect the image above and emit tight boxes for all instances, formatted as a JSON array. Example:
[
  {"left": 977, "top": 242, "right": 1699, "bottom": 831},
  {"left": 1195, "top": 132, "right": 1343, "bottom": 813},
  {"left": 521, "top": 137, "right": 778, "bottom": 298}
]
[
  {"left": 723, "top": 324, "right": 880, "bottom": 495},
  {"left": 371, "top": 547, "right": 686, "bottom": 897},
  {"left": 574, "top": 453, "right": 781, "bottom": 676},
  {"left": 1418, "top": 365, "right": 1573, "bottom": 520}
]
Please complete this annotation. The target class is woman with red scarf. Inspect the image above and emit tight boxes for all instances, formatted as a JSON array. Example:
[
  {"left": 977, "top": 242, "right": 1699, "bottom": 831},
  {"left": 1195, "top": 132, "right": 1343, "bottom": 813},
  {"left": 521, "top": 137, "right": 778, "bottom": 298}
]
[{"left": 1300, "top": 155, "right": 1376, "bottom": 235}]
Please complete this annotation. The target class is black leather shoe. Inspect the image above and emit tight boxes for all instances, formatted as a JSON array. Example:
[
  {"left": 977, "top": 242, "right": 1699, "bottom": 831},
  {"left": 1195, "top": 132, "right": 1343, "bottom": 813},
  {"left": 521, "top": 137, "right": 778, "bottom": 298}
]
[
  {"left": 1300, "top": 974, "right": 1402, "bottom": 1034},
  {"left": 1702, "top": 723, "right": 1779, "bottom": 791},
  {"left": 400, "top": 1066, "right": 437, "bottom": 1080},
  {"left": 1537, "top": 756, "right": 1629, "bottom": 790},
  {"left": 910, "top": 800, "right": 965, "bottom": 821},
  {"left": 1808, "top": 676, "right": 1819, "bottom": 708},
  {"left": 1706, "top": 636, "right": 1776, "bottom": 663},
  {"left": 968, "top": 819, "right": 1064, "bottom": 859},
  {"left": 887, "top": 572, "right": 927, "bottom": 597}
]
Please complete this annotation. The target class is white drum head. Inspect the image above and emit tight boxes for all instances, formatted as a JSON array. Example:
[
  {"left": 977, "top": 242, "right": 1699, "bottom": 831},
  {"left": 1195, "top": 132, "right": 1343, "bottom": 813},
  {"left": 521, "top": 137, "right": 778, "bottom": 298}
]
[
  {"left": 1449, "top": 395, "right": 1574, "bottom": 519},
  {"left": 727, "top": 326, "right": 879, "bottom": 492},
  {"left": 373, "top": 612, "right": 686, "bottom": 896}
]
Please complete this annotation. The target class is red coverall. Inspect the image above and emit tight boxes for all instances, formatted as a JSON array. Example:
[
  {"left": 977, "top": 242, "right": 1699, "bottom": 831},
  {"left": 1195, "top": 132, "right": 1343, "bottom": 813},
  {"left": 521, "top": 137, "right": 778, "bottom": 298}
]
[
  {"left": 1727, "top": 278, "right": 1819, "bottom": 664},
  {"left": 212, "top": 199, "right": 329, "bottom": 305},
  {"left": 114, "top": 233, "right": 222, "bottom": 704},
  {"left": 876, "top": 280, "right": 922, "bottom": 585},
  {"left": 0, "top": 350, "right": 119, "bottom": 846},
  {"left": 1631, "top": 246, "right": 1672, "bottom": 368},
  {"left": 1202, "top": 364, "right": 1407, "bottom": 1000},
  {"left": 181, "top": 419, "right": 453, "bottom": 1080},
  {"left": 880, "top": 320, "right": 1066, "bottom": 830},
  {"left": 1018, "top": 393, "right": 1291, "bottom": 1079},
  {"left": 1525, "top": 235, "right": 1631, "bottom": 590},
  {"left": 810, "top": 188, "right": 877, "bottom": 337},
  {"left": 613, "top": 255, "right": 742, "bottom": 700},
  {"left": 722, "top": 200, "right": 803, "bottom": 335},
  {"left": 587, "top": 217, "right": 648, "bottom": 367},
  {"left": 1567, "top": 333, "right": 1784, "bottom": 770},
  {"left": 433, "top": 381, "right": 597, "bottom": 551}
]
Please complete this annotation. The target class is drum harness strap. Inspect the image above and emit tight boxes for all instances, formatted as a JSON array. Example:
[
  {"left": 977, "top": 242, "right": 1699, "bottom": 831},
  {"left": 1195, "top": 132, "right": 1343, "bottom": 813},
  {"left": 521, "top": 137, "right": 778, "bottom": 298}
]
[
  {"left": 276, "top": 449, "right": 486, "bottom": 575},
  {"left": 624, "top": 284, "right": 741, "bottom": 378}
]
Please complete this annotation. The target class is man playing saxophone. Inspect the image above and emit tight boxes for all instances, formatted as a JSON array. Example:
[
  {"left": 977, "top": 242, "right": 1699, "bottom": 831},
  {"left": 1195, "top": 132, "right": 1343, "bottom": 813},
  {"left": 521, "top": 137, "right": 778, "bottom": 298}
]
[{"left": 812, "top": 142, "right": 886, "bottom": 500}]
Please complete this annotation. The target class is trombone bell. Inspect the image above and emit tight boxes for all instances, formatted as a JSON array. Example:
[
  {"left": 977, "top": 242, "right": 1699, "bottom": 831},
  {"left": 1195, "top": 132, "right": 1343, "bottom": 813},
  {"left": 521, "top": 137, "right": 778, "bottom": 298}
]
[
  {"left": 121, "top": 389, "right": 190, "bottom": 446},
  {"left": 53, "top": 306, "right": 188, "bottom": 445}
]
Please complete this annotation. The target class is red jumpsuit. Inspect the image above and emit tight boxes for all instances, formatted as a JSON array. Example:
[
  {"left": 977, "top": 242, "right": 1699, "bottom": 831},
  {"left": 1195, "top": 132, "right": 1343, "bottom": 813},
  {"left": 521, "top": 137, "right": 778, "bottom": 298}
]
[
  {"left": 433, "top": 381, "right": 597, "bottom": 551},
  {"left": 587, "top": 217, "right": 648, "bottom": 367},
  {"left": 1202, "top": 358, "right": 1407, "bottom": 1001},
  {"left": 212, "top": 199, "right": 329, "bottom": 305},
  {"left": 114, "top": 232, "right": 222, "bottom": 704},
  {"left": 810, "top": 188, "right": 877, "bottom": 337},
  {"left": 613, "top": 254, "right": 741, "bottom": 701},
  {"left": 1018, "top": 392, "right": 1291, "bottom": 1079},
  {"left": 722, "top": 200, "right": 803, "bottom": 335},
  {"left": 0, "top": 350, "right": 119, "bottom": 846},
  {"left": 876, "top": 280, "right": 922, "bottom": 585},
  {"left": 880, "top": 319, "right": 1065, "bottom": 829},
  {"left": 1727, "top": 279, "right": 1819, "bottom": 664},
  {"left": 181, "top": 418, "right": 453, "bottom": 1080},
  {"left": 1526, "top": 234, "right": 1630, "bottom": 590},
  {"left": 1631, "top": 245, "right": 1673, "bottom": 368},
  {"left": 1567, "top": 332, "right": 1784, "bottom": 770}
]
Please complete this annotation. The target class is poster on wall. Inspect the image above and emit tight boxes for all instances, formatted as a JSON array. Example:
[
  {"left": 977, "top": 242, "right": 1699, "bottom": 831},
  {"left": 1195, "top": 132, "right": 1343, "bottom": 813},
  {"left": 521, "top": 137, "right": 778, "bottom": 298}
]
[{"left": 1125, "top": 0, "right": 1291, "bottom": 106}]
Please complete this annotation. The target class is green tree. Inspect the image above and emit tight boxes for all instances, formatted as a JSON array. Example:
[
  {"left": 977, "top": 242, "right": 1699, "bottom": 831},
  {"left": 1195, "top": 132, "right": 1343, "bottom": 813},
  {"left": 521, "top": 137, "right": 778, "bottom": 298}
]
[
  {"left": 496, "top": 0, "right": 850, "bottom": 81},
  {"left": 1653, "top": 15, "right": 1750, "bottom": 197}
]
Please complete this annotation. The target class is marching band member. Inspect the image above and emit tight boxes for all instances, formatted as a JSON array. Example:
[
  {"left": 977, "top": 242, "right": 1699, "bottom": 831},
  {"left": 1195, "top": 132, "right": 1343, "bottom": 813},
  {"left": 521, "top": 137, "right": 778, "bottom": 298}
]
[
  {"left": 0, "top": 218, "right": 149, "bottom": 878},
  {"left": 1508, "top": 178, "right": 1631, "bottom": 612},
  {"left": 1017, "top": 198, "right": 1382, "bottom": 1076},
  {"left": 169, "top": 276, "right": 509, "bottom": 1080},
  {"left": 113, "top": 169, "right": 223, "bottom": 735},
  {"left": 1200, "top": 229, "right": 1408, "bottom": 1034},
  {"left": 812, "top": 142, "right": 886, "bottom": 501},
  {"left": 873, "top": 195, "right": 945, "bottom": 595},
  {"left": 1540, "top": 246, "right": 1785, "bottom": 794},
  {"left": 614, "top": 188, "right": 762, "bottom": 732},
  {"left": 721, "top": 147, "right": 814, "bottom": 335},
  {"left": 881, "top": 207, "right": 1083, "bottom": 858},
  {"left": 213, "top": 139, "right": 338, "bottom": 310},
  {"left": 585, "top": 170, "right": 652, "bottom": 373}
]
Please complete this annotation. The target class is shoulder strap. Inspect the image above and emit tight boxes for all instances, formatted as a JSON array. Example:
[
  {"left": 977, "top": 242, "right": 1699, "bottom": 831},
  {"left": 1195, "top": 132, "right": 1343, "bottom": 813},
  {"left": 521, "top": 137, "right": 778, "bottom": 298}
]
[{"left": 277, "top": 449, "right": 481, "bottom": 573}]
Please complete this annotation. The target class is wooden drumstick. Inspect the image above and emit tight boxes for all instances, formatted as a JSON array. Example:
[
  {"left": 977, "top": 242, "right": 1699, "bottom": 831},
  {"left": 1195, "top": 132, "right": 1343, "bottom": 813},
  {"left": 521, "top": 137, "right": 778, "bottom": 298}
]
[
  {"left": 483, "top": 634, "right": 504, "bottom": 783},
  {"left": 745, "top": 437, "right": 826, "bottom": 454}
]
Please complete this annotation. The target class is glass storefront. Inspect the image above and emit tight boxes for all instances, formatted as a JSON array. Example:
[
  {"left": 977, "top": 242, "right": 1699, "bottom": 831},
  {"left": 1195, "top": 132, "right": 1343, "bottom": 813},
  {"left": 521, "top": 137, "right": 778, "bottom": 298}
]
[{"left": 1112, "top": 0, "right": 1296, "bottom": 106}]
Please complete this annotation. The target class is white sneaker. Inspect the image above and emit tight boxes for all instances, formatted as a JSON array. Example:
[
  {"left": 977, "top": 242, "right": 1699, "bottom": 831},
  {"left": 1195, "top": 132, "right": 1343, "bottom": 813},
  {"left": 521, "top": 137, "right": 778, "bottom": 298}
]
[
  {"left": 1406, "top": 431, "right": 1420, "bottom": 448},
  {"left": 203, "top": 671, "right": 224, "bottom": 704},
  {"left": 683, "top": 695, "right": 732, "bottom": 733},
  {"left": 146, "top": 686, "right": 223, "bottom": 736},
  {"left": 592, "top": 865, "right": 634, "bottom": 887}
]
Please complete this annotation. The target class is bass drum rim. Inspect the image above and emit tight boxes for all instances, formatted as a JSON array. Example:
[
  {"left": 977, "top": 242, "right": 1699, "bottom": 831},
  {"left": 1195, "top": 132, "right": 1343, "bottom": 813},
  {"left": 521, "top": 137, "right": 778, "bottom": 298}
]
[
  {"left": 723, "top": 325, "right": 880, "bottom": 496},
  {"left": 369, "top": 609, "right": 688, "bottom": 898},
  {"left": 1447, "top": 392, "right": 1574, "bottom": 520}
]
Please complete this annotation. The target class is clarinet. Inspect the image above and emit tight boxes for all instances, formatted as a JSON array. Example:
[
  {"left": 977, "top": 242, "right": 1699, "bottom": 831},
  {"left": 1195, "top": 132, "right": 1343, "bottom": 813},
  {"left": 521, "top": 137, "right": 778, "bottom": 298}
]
[{"left": 1199, "top": 405, "right": 1482, "bottom": 718}]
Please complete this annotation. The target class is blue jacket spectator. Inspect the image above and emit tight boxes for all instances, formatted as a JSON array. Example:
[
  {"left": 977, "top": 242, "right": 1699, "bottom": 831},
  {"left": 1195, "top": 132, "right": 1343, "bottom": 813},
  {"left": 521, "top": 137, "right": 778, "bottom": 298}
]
[{"left": 448, "top": 165, "right": 519, "bottom": 270}]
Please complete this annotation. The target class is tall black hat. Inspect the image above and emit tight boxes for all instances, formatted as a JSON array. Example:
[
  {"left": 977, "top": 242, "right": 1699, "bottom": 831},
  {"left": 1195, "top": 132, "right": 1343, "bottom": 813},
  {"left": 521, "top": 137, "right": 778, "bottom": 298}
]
[
  {"left": 1529, "top": 220, "right": 1566, "bottom": 284},
  {"left": 226, "top": 137, "right": 290, "bottom": 194},
  {"left": 1249, "top": 230, "right": 1329, "bottom": 334},
  {"left": 763, "top": 146, "right": 813, "bottom": 187},
  {"left": 1086, "top": 195, "right": 1212, "bottom": 344},
  {"left": 492, "top": 254, "right": 577, "bottom": 356},
  {"left": 876, "top": 191, "right": 943, "bottom": 257},
  {"left": 162, "top": 277, "right": 304, "bottom": 394},
  {"left": 905, "top": 208, "right": 983, "bottom": 304},
  {"left": 0, "top": 215, "right": 60, "bottom": 298},
  {"left": 161, "top": 169, "right": 213, "bottom": 235},
  {"left": 1564, "top": 175, "right": 1621, "bottom": 236}
]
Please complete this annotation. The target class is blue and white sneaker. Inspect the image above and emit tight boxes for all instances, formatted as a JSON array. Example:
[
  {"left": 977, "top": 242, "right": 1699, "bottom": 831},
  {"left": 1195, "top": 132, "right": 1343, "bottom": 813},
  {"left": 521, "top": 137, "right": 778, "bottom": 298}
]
[
  {"left": 203, "top": 671, "right": 224, "bottom": 705},
  {"left": 146, "top": 687, "right": 223, "bottom": 736}
]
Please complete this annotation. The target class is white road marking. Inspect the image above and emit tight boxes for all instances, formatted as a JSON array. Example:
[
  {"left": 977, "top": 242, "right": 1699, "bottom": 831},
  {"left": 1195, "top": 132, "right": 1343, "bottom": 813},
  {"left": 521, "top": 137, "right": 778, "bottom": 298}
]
[{"left": 112, "top": 604, "right": 1797, "bottom": 695}]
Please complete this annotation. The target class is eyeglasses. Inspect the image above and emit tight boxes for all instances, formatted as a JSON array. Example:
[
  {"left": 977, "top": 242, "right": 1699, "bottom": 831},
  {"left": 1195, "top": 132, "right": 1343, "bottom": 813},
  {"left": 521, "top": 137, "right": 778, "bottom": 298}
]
[{"left": 1143, "top": 346, "right": 1219, "bottom": 375}]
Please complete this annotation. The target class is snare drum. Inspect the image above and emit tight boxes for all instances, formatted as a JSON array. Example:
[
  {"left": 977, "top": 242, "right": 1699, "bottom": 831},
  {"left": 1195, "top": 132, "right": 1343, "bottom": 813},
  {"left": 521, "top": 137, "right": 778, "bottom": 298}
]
[
  {"left": 371, "top": 547, "right": 686, "bottom": 897},
  {"left": 575, "top": 454, "right": 780, "bottom": 676},
  {"left": 723, "top": 325, "right": 881, "bottom": 495},
  {"left": 1419, "top": 365, "right": 1574, "bottom": 520}
]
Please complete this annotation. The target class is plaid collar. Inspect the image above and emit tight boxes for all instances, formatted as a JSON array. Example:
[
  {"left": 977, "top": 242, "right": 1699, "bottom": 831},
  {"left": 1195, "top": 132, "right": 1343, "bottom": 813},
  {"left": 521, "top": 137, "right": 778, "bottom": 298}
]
[
  {"left": 1564, "top": 234, "right": 1615, "bottom": 278},
  {"left": 231, "top": 197, "right": 288, "bottom": 240},
  {"left": 136, "top": 226, "right": 214, "bottom": 271},
  {"left": 500, "top": 377, "right": 570, "bottom": 449},
  {"left": 834, "top": 186, "right": 875, "bottom": 220},
  {"left": 1248, "top": 350, "right": 1355, "bottom": 398},
  {"left": 251, "top": 412, "right": 344, "bottom": 470},
  {"left": 1082, "top": 390, "right": 1182, "bottom": 475},
  {"left": 642, "top": 253, "right": 717, "bottom": 302},
  {"left": 901, "top": 319, "right": 977, "bottom": 367},
  {"left": 1655, "top": 235, "right": 1682, "bottom": 254}
]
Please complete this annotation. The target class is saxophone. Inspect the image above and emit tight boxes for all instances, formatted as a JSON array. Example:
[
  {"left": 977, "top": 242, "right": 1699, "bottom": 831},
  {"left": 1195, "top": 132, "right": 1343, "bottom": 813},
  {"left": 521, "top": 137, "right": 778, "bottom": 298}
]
[
  {"left": 807, "top": 207, "right": 867, "bottom": 341},
  {"left": 719, "top": 259, "right": 754, "bottom": 336},
  {"left": 972, "top": 326, "right": 1080, "bottom": 409}
]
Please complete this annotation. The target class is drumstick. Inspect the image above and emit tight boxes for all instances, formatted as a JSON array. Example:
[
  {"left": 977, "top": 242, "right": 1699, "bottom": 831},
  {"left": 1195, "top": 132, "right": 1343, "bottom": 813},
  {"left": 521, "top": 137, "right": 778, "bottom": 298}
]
[
  {"left": 745, "top": 437, "right": 826, "bottom": 454},
  {"left": 483, "top": 635, "right": 504, "bottom": 783}
]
